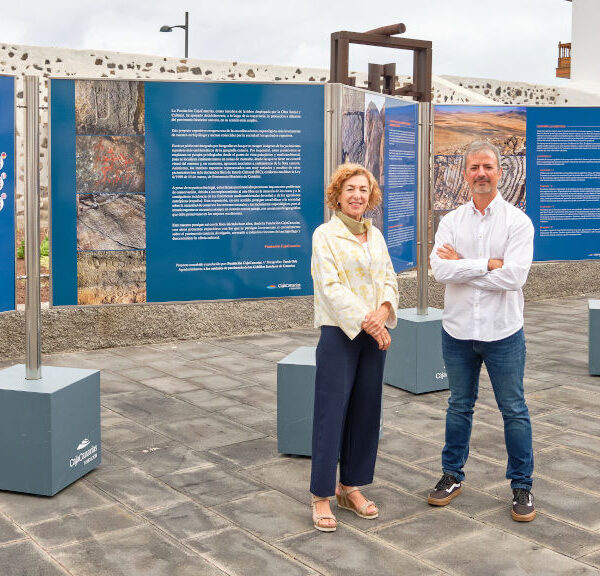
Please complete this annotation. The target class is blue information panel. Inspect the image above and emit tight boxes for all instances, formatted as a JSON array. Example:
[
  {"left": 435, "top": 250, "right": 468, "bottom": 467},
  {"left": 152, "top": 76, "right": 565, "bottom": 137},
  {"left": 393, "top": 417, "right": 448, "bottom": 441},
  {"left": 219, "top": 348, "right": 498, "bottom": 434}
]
[
  {"left": 0, "top": 76, "right": 15, "bottom": 313},
  {"left": 526, "top": 107, "right": 600, "bottom": 261},
  {"left": 145, "top": 82, "right": 324, "bottom": 302},
  {"left": 383, "top": 99, "right": 418, "bottom": 272},
  {"left": 51, "top": 80, "right": 324, "bottom": 305}
]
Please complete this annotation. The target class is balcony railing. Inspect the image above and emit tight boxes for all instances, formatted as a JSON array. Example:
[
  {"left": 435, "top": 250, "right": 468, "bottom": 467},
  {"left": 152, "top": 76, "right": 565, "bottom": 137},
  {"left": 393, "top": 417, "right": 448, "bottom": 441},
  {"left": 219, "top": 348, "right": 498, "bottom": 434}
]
[{"left": 556, "top": 41, "right": 571, "bottom": 78}]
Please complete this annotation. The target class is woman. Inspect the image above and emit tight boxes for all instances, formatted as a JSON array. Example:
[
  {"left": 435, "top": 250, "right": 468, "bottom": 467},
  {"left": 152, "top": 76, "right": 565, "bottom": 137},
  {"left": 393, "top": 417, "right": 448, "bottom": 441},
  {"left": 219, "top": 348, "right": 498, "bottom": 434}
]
[{"left": 310, "top": 163, "right": 399, "bottom": 532}]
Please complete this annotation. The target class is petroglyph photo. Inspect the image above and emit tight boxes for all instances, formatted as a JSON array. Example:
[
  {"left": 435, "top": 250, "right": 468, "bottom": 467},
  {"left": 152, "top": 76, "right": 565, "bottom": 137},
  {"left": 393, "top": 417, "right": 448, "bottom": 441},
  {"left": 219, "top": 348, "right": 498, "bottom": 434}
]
[
  {"left": 342, "top": 87, "right": 365, "bottom": 164},
  {"left": 363, "top": 94, "right": 385, "bottom": 231},
  {"left": 434, "top": 106, "right": 526, "bottom": 212},
  {"left": 76, "top": 135, "right": 145, "bottom": 194},
  {"left": 77, "top": 250, "right": 146, "bottom": 305},
  {"left": 77, "top": 193, "right": 146, "bottom": 251},
  {"left": 75, "top": 80, "right": 144, "bottom": 135}
]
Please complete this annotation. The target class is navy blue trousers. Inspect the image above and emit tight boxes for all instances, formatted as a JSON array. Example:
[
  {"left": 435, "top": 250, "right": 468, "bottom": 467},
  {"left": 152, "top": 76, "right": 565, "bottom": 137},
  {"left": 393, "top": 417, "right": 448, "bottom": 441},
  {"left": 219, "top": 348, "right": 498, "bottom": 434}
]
[{"left": 310, "top": 326, "right": 386, "bottom": 497}]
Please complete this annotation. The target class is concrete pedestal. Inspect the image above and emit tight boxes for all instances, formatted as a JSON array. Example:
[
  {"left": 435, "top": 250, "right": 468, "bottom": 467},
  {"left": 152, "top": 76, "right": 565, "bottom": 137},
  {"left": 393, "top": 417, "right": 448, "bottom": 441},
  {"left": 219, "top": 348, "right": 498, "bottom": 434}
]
[
  {"left": 277, "top": 346, "right": 383, "bottom": 456},
  {"left": 0, "top": 364, "right": 101, "bottom": 496},
  {"left": 590, "top": 300, "right": 600, "bottom": 376},
  {"left": 384, "top": 307, "right": 448, "bottom": 394}
]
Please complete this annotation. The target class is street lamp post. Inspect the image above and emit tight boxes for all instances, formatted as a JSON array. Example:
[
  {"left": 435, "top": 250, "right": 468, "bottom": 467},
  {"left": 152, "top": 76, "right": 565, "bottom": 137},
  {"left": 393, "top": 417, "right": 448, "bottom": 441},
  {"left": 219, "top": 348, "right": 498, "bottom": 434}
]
[{"left": 160, "top": 11, "right": 189, "bottom": 58}]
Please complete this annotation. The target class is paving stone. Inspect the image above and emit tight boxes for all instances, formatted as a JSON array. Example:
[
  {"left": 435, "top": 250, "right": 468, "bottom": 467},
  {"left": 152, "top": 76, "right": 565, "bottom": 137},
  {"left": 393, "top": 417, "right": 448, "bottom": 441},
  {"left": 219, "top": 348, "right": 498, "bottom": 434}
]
[
  {"left": 216, "top": 403, "right": 278, "bottom": 436},
  {"left": 88, "top": 467, "right": 188, "bottom": 512},
  {"left": 98, "top": 369, "right": 142, "bottom": 395},
  {"left": 280, "top": 524, "right": 441, "bottom": 576},
  {"left": 26, "top": 504, "right": 140, "bottom": 549},
  {"left": 0, "top": 482, "right": 110, "bottom": 526},
  {"left": 151, "top": 414, "right": 264, "bottom": 451},
  {"left": 244, "top": 457, "right": 311, "bottom": 504},
  {"left": 102, "top": 389, "right": 209, "bottom": 425},
  {"left": 208, "top": 436, "right": 282, "bottom": 468},
  {"left": 176, "top": 388, "right": 243, "bottom": 412},
  {"left": 161, "top": 465, "right": 266, "bottom": 507},
  {"left": 374, "top": 454, "right": 440, "bottom": 494},
  {"left": 0, "top": 540, "right": 69, "bottom": 576},
  {"left": 101, "top": 419, "right": 172, "bottom": 453},
  {"left": 378, "top": 428, "right": 443, "bottom": 464},
  {"left": 373, "top": 507, "right": 484, "bottom": 555},
  {"left": 189, "top": 527, "right": 317, "bottom": 576},
  {"left": 578, "top": 550, "right": 600, "bottom": 571},
  {"left": 534, "top": 448, "right": 600, "bottom": 494},
  {"left": 221, "top": 384, "right": 278, "bottom": 411},
  {"left": 423, "top": 525, "right": 598, "bottom": 575},
  {"left": 242, "top": 369, "right": 278, "bottom": 387},
  {"left": 187, "top": 373, "right": 253, "bottom": 392},
  {"left": 215, "top": 490, "right": 311, "bottom": 541},
  {"left": 0, "top": 513, "right": 25, "bottom": 544},
  {"left": 143, "top": 501, "right": 230, "bottom": 540},
  {"left": 536, "top": 409, "right": 600, "bottom": 437},
  {"left": 552, "top": 431, "right": 600, "bottom": 459},
  {"left": 140, "top": 374, "right": 199, "bottom": 394},
  {"left": 117, "top": 444, "right": 213, "bottom": 478},
  {"left": 382, "top": 402, "right": 446, "bottom": 437},
  {"left": 52, "top": 525, "right": 226, "bottom": 576},
  {"left": 479, "top": 506, "right": 600, "bottom": 558},
  {"left": 116, "top": 365, "right": 168, "bottom": 381},
  {"left": 529, "top": 386, "right": 600, "bottom": 412},
  {"left": 201, "top": 354, "right": 274, "bottom": 374}
]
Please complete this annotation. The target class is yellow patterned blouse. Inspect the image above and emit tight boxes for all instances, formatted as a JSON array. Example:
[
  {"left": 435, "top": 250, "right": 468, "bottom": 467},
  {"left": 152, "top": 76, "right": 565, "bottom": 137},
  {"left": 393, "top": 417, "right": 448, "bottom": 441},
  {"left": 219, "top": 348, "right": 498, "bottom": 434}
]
[{"left": 311, "top": 214, "right": 399, "bottom": 340}]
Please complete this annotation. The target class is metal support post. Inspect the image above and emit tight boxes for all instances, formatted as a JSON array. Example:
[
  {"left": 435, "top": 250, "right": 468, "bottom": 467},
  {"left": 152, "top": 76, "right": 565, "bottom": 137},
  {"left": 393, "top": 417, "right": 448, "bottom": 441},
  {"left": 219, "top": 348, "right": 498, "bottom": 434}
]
[
  {"left": 417, "top": 102, "right": 432, "bottom": 315},
  {"left": 25, "top": 75, "right": 41, "bottom": 380}
]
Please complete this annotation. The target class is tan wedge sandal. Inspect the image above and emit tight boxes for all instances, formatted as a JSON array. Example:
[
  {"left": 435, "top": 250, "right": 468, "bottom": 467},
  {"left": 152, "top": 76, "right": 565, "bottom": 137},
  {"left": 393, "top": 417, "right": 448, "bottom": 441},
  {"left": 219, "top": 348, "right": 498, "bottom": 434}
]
[
  {"left": 311, "top": 495, "right": 337, "bottom": 532},
  {"left": 336, "top": 484, "right": 378, "bottom": 519}
]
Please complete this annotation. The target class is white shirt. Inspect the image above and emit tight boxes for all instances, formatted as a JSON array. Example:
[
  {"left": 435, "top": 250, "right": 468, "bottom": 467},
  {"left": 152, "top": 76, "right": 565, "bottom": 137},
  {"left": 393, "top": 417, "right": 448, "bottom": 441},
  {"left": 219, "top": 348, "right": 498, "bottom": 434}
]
[{"left": 430, "top": 194, "right": 534, "bottom": 342}]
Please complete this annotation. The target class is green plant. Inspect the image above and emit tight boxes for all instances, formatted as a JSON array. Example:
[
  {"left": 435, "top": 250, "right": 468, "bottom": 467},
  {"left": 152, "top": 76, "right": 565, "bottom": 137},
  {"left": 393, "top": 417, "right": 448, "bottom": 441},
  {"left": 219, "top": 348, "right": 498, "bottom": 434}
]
[
  {"left": 16, "top": 239, "right": 24, "bottom": 259},
  {"left": 40, "top": 235, "right": 49, "bottom": 257},
  {"left": 16, "top": 236, "right": 49, "bottom": 262}
]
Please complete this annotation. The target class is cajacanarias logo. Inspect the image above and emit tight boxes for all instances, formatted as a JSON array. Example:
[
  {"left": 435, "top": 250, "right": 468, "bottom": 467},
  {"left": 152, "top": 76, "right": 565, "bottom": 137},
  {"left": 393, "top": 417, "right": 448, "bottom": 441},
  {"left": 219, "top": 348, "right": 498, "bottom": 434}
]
[
  {"left": 77, "top": 438, "right": 91, "bottom": 450},
  {"left": 69, "top": 438, "right": 98, "bottom": 468},
  {"left": 267, "top": 283, "right": 301, "bottom": 290}
]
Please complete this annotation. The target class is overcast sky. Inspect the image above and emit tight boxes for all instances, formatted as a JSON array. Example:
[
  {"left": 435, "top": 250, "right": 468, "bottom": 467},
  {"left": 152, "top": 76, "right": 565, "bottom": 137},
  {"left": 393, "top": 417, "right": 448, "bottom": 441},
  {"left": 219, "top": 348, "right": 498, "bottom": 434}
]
[{"left": 3, "top": 0, "right": 572, "bottom": 85}]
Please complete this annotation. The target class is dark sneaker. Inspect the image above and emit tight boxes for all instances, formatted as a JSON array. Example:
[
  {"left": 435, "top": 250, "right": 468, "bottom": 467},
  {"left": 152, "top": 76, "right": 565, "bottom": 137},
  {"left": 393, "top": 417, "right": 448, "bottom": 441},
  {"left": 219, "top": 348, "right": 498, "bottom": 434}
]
[
  {"left": 428, "top": 472, "right": 462, "bottom": 506},
  {"left": 512, "top": 488, "right": 536, "bottom": 522}
]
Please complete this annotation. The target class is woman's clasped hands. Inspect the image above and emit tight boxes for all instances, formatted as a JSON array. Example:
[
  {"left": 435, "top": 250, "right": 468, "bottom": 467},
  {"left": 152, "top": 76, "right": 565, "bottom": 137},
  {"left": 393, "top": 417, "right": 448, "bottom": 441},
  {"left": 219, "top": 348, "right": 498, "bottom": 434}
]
[{"left": 362, "top": 302, "right": 392, "bottom": 351}]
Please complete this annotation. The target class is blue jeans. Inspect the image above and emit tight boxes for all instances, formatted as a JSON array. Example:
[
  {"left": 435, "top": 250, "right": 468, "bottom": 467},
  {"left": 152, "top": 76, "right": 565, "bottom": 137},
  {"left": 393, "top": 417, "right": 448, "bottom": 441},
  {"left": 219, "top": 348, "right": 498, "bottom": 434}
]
[{"left": 441, "top": 328, "right": 533, "bottom": 490}]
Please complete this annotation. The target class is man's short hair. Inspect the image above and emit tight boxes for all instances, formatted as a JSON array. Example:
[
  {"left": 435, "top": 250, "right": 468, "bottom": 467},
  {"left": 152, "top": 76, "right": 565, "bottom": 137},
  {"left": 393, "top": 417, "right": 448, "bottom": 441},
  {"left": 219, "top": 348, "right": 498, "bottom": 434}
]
[{"left": 463, "top": 140, "right": 501, "bottom": 170}]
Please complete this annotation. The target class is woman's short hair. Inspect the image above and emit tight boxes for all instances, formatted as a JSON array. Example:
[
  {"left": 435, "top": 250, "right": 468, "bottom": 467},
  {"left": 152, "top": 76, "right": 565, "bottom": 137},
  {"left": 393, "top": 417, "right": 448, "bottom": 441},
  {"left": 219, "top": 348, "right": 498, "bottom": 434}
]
[{"left": 326, "top": 163, "right": 382, "bottom": 211}]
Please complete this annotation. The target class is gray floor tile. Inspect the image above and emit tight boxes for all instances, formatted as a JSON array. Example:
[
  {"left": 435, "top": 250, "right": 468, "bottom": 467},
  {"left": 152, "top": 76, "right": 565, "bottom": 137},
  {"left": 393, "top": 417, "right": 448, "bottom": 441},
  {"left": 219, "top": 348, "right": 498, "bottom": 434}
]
[
  {"left": 188, "top": 373, "right": 254, "bottom": 392},
  {"left": 536, "top": 409, "right": 600, "bottom": 437},
  {"left": 52, "top": 525, "right": 227, "bottom": 576},
  {"left": 373, "top": 507, "right": 484, "bottom": 555},
  {"left": 201, "top": 354, "right": 274, "bottom": 374},
  {"left": 208, "top": 437, "right": 282, "bottom": 468},
  {"left": 0, "top": 482, "right": 110, "bottom": 526},
  {"left": 423, "top": 526, "right": 599, "bottom": 575},
  {"left": 480, "top": 506, "right": 600, "bottom": 558},
  {"left": 0, "top": 540, "right": 69, "bottom": 576},
  {"left": 418, "top": 454, "right": 507, "bottom": 490},
  {"left": 176, "top": 388, "right": 243, "bottom": 412},
  {"left": 0, "top": 512, "right": 25, "bottom": 544},
  {"left": 88, "top": 467, "right": 188, "bottom": 512},
  {"left": 215, "top": 403, "right": 278, "bottom": 436},
  {"left": 143, "top": 501, "right": 230, "bottom": 540},
  {"left": 98, "top": 370, "right": 142, "bottom": 395},
  {"left": 221, "top": 384, "right": 278, "bottom": 411},
  {"left": 140, "top": 374, "right": 199, "bottom": 394},
  {"left": 244, "top": 457, "right": 311, "bottom": 504},
  {"left": 188, "top": 527, "right": 317, "bottom": 576},
  {"left": 102, "top": 389, "right": 208, "bottom": 425},
  {"left": 26, "top": 504, "right": 140, "bottom": 549},
  {"left": 161, "top": 465, "right": 266, "bottom": 507},
  {"left": 382, "top": 403, "right": 446, "bottom": 437},
  {"left": 378, "top": 428, "right": 443, "bottom": 464},
  {"left": 374, "top": 455, "right": 440, "bottom": 494},
  {"left": 280, "top": 525, "right": 441, "bottom": 576},
  {"left": 535, "top": 448, "right": 600, "bottom": 494},
  {"left": 116, "top": 364, "right": 168, "bottom": 381},
  {"left": 215, "top": 490, "right": 311, "bottom": 541},
  {"left": 118, "top": 444, "right": 213, "bottom": 478},
  {"left": 151, "top": 414, "right": 264, "bottom": 452},
  {"left": 529, "top": 386, "right": 600, "bottom": 412},
  {"left": 101, "top": 419, "right": 172, "bottom": 453}
]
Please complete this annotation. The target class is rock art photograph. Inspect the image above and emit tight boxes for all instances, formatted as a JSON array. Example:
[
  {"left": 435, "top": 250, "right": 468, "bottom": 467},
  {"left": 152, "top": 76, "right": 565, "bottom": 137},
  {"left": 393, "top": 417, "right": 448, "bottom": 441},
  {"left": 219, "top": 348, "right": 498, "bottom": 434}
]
[
  {"left": 433, "top": 105, "right": 526, "bottom": 215},
  {"left": 77, "top": 250, "right": 146, "bottom": 305}
]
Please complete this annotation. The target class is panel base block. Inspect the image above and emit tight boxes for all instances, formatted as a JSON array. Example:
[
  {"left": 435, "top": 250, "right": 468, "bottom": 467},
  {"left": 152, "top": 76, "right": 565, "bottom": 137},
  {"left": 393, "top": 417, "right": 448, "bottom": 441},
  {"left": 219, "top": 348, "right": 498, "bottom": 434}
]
[
  {"left": 384, "top": 307, "right": 448, "bottom": 394},
  {"left": 0, "top": 364, "right": 101, "bottom": 496},
  {"left": 277, "top": 345, "right": 383, "bottom": 456}
]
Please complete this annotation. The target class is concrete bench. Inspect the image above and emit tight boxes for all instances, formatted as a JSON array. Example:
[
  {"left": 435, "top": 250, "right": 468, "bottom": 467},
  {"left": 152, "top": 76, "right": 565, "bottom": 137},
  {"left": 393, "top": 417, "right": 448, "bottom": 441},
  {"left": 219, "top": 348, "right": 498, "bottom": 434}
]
[{"left": 590, "top": 300, "right": 600, "bottom": 376}]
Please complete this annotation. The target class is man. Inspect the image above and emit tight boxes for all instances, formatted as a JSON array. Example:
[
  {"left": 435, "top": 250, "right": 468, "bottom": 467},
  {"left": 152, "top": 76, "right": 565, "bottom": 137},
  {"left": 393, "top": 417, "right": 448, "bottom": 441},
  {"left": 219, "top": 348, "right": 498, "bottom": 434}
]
[{"left": 428, "top": 140, "right": 536, "bottom": 522}]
